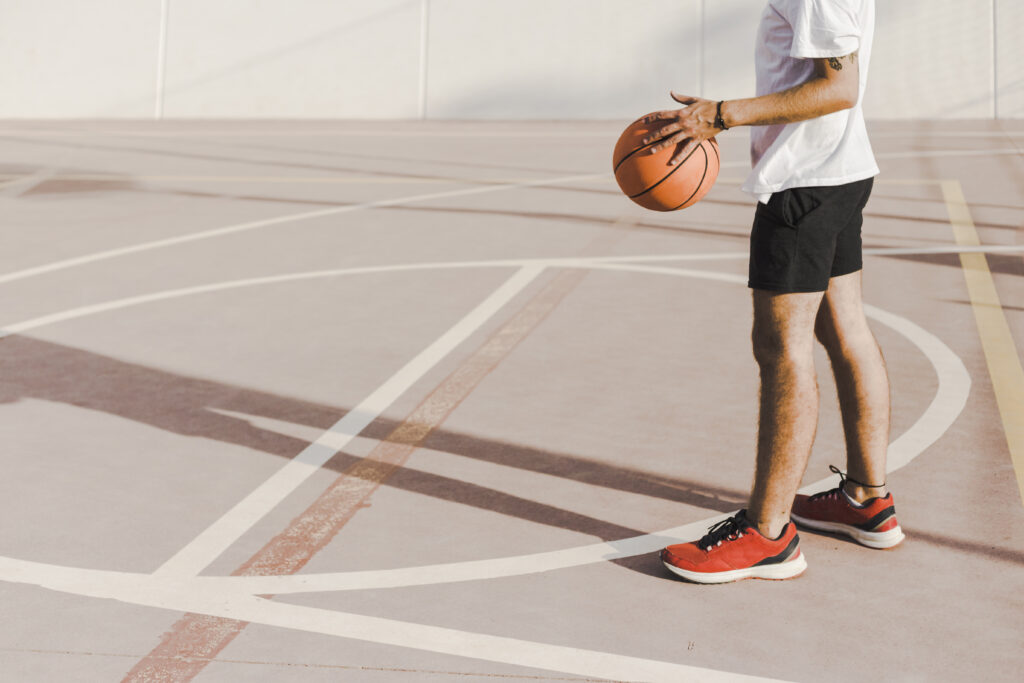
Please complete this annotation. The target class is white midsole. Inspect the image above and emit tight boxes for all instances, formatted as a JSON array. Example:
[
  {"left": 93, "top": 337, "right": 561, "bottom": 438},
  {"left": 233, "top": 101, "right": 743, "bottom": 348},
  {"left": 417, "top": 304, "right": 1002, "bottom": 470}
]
[
  {"left": 662, "top": 552, "right": 807, "bottom": 584},
  {"left": 790, "top": 513, "right": 905, "bottom": 549}
]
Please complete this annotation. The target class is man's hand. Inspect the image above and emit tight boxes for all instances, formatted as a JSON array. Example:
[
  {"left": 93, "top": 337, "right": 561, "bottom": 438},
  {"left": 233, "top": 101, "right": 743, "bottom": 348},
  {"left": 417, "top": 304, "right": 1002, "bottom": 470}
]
[
  {"left": 642, "top": 92, "right": 721, "bottom": 165},
  {"left": 640, "top": 51, "right": 858, "bottom": 166}
]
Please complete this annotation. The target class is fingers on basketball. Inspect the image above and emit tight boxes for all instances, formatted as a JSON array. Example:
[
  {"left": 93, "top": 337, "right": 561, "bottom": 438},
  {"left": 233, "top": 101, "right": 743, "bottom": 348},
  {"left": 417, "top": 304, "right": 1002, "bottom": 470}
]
[{"left": 613, "top": 115, "right": 720, "bottom": 212}]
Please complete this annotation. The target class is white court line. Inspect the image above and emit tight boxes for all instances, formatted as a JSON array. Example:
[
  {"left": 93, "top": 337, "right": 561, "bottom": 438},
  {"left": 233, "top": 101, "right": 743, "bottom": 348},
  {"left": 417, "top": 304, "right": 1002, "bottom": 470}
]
[
  {"left": 869, "top": 130, "right": 1024, "bottom": 139},
  {"left": 0, "top": 171, "right": 605, "bottom": 286},
  {"left": 584, "top": 245, "right": 1024, "bottom": 262},
  {"left": 865, "top": 304, "right": 973, "bottom": 472},
  {"left": 153, "top": 264, "right": 546, "bottom": 577},
  {"left": 0, "top": 263, "right": 513, "bottom": 337},
  {"left": 0, "top": 556, "right": 785, "bottom": 683},
  {"left": 124, "top": 596, "right": 789, "bottom": 683},
  {"left": 0, "top": 135, "right": 998, "bottom": 677},
  {"left": 864, "top": 244, "right": 1024, "bottom": 257},
  {"left": 0, "top": 257, "right": 969, "bottom": 593},
  {"left": 0, "top": 257, "right": 968, "bottom": 681},
  {"left": 4, "top": 245, "right": 1021, "bottom": 338},
  {"left": 875, "top": 149, "right": 1023, "bottom": 160},
  {"left": 187, "top": 261, "right": 964, "bottom": 594},
  {"left": 3, "top": 154, "right": 996, "bottom": 289},
  {"left": 2, "top": 147, "right": 1006, "bottom": 287}
]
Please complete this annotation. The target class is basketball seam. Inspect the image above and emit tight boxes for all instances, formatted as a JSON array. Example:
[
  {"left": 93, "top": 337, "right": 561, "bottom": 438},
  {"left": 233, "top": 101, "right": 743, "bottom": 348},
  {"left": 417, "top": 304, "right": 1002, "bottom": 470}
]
[
  {"left": 669, "top": 144, "right": 710, "bottom": 211},
  {"left": 614, "top": 138, "right": 660, "bottom": 174},
  {"left": 612, "top": 116, "right": 652, "bottom": 172},
  {"left": 627, "top": 143, "right": 704, "bottom": 200}
]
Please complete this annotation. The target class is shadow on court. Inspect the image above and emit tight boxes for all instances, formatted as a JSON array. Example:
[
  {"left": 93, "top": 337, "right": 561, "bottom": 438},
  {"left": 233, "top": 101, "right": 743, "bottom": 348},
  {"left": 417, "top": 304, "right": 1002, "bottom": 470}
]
[
  {"left": 886, "top": 252, "right": 1024, "bottom": 277},
  {"left": 0, "top": 334, "right": 744, "bottom": 581},
  {"left": 3, "top": 334, "right": 1022, "bottom": 581}
]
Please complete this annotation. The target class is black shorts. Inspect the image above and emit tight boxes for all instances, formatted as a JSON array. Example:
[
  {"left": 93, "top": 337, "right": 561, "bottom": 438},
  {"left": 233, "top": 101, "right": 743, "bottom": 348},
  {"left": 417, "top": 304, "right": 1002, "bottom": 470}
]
[{"left": 748, "top": 177, "right": 874, "bottom": 293}]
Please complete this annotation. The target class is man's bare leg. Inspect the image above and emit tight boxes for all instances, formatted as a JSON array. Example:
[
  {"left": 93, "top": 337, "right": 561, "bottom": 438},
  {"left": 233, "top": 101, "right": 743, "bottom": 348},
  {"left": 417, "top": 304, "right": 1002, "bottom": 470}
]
[
  {"left": 746, "top": 288, "right": 826, "bottom": 539},
  {"left": 814, "top": 270, "right": 890, "bottom": 501}
]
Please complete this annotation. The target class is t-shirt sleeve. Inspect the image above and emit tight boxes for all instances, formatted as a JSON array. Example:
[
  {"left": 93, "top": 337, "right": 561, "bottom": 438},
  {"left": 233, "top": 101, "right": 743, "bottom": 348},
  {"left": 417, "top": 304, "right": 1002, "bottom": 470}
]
[{"left": 781, "top": 0, "right": 861, "bottom": 58}]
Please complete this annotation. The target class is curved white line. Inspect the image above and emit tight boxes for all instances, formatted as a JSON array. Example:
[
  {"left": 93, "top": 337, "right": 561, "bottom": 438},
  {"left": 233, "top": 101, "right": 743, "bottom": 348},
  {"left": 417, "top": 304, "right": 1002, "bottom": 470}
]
[
  {"left": 154, "top": 264, "right": 548, "bottom": 577},
  {"left": 875, "top": 149, "right": 1023, "bottom": 160},
  {"left": 865, "top": 304, "right": 972, "bottom": 472},
  {"left": 0, "top": 554, "right": 784, "bottom": 683},
  {"left": 0, "top": 257, "right": 968, "bottom": 683},
  {"left": 0, "top": 154, "right": 1017, "bottom": 290},
  {"left": 0, "top": 259, "right": 969, "bottom": 597},
  {"left": 0, "top": 134, "right": 988, "bottom": 678},
  {"left": 0, "top": 260, "right": 549, "bottom": 338},
  {"left": 0, "top": 171, "right": 606, "bottom": 286},
  {"left": 6, "top": 245, "right": 1017, "bottom": 338}
]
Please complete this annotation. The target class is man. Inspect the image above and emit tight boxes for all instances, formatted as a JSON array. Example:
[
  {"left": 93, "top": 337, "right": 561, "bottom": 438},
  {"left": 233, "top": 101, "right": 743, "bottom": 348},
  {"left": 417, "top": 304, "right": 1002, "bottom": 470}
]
[{"left": 644, "top": 0, "right": 904, "bottom": 584}]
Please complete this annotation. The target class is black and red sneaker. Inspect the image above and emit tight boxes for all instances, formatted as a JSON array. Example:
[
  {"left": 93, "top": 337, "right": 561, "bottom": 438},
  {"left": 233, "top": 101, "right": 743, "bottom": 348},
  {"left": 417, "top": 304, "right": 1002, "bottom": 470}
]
[
  {"left": 661, "top": 511, "right": 806, "bottom": 584},
  {"left": 791, "top": 467, "right": 905, "bottom": 549}
]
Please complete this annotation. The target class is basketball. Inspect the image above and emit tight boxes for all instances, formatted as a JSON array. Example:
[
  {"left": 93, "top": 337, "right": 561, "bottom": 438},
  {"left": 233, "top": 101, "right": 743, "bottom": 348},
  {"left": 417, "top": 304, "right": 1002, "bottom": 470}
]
[{"left": 613, "top": 116, "right": 720, "bottom": 211}]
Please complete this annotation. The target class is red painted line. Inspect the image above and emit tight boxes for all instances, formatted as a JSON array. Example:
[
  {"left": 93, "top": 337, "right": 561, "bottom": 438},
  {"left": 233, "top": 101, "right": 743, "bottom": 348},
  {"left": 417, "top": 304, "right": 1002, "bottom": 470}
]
[{"left": 121, "top": 268, "right": 590, "bottom": 682}]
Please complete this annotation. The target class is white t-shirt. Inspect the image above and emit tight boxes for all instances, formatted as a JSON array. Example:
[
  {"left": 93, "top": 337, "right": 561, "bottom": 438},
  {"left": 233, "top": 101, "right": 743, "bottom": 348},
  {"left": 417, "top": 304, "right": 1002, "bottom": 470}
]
[{"left": 742, "top": 0, "right": 878, "bottom": 204}]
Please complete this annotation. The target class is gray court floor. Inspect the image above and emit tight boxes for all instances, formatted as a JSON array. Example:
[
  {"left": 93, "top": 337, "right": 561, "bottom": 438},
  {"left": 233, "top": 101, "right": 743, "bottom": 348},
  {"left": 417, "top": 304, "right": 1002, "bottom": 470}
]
[{"left": 0, "top": 120, "right": 1022, "bottom": 682}]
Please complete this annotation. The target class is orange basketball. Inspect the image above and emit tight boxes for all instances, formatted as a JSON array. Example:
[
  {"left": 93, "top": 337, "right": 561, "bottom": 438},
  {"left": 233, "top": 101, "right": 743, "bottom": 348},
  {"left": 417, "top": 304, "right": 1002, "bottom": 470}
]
[{"left": 613, "top": 116, "right": 719, "bottom": 211}]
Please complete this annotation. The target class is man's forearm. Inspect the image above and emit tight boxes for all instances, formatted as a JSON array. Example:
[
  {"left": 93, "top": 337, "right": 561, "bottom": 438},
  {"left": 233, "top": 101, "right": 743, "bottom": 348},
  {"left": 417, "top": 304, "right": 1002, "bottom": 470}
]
[
  {"left": 722, "top": 76, "right": 857, "bottom": 128},
  {"left": 642, "top": 54, "right": 860, "bottom": 165}
]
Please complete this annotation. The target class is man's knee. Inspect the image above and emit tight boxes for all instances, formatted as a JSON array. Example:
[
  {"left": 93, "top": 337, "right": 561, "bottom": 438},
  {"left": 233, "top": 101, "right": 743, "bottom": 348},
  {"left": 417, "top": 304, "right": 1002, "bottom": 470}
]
[
  {"left": 814, "top": 314, "right": 845, "bottom": 355},
  {"left": 815, "top": 298, "right": 876, "bottom": 358},
  {"left": 816, "top": 322, "right": 881, "bottom": 369},
  {"left": 752, "top": 324, "right": 813, "bottom": 369},
  {"left": 750, "top": 289, "right": 824, "bottom": 369},
  {"left": 752, "top": 328, "right": 780, "bottom": 368}
]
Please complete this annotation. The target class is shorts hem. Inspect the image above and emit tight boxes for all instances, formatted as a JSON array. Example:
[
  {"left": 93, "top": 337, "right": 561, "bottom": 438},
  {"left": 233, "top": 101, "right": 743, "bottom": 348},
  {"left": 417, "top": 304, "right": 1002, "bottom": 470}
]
[
  {"left": 748, "top": 266, "right": 865, "bottom": 293},
  {"left": 747, "top": 280, "right": 828, "bottom": 294},
  {"left": 829, "top": 264, "right": 863, "bottom": 280}
]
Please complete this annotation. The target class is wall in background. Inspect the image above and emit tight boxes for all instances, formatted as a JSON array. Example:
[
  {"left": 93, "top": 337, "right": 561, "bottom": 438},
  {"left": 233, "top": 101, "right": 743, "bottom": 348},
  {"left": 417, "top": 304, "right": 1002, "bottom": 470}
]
[
  {"left": 0, "top": 1, "right": 161, "bottom": 118},
  {"left": 0, "top": 0, "right": 1019, "bottom": 119}
]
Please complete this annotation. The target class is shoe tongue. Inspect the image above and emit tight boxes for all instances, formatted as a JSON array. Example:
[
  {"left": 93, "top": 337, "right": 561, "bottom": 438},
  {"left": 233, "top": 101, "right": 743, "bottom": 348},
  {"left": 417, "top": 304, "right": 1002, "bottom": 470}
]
[{"left": 734, "top": 510, "right": 753, "bottom": 531}]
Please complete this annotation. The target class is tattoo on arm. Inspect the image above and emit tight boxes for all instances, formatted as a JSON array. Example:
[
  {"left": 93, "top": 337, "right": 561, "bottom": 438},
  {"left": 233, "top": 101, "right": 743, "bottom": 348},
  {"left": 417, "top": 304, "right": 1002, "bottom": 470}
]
[{"left": 826, "top": 51, "right": 859, "bottom": 72}]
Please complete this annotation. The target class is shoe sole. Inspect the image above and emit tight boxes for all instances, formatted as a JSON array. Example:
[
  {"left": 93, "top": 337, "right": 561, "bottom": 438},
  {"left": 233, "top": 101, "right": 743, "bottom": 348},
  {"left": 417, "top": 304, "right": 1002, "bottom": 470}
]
[
  {"left": 790, "top": 513, "right": 905, "bottom": 549},
  {"left": 662, "top": 551, "right": 807, "bottom": 585}
]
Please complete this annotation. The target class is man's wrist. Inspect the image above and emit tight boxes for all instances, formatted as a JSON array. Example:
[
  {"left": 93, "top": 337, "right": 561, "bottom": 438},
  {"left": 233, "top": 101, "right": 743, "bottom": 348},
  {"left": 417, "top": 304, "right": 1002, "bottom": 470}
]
[{"left": 714, "top": 101, "right": 729, "bottom": 130}]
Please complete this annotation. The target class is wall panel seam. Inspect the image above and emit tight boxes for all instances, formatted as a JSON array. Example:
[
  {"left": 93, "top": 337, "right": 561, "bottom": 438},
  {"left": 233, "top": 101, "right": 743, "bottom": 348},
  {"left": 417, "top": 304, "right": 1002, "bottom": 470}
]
[
  {"left": 155, "top": 0, "right": 170, "bottom": 119},
  {"left": 992, "top": 0, "right": 998, "bottom": 118}
]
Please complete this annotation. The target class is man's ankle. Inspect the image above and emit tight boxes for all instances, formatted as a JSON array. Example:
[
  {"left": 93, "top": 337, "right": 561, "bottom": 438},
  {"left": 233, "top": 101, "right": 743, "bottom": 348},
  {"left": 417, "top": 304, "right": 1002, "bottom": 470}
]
[
  {"left": 748, "top": 514, "right": 788, "bottom": 540},
  {"left": 842, "top": 482, "right": 887, "bottom": 504}
]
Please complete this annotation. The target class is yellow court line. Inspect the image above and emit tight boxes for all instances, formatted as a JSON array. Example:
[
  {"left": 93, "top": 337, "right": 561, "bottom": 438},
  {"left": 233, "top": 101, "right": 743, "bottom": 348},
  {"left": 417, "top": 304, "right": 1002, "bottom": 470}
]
[{"left": 941, "top": 180, "right": 1024, "bottom": 504}]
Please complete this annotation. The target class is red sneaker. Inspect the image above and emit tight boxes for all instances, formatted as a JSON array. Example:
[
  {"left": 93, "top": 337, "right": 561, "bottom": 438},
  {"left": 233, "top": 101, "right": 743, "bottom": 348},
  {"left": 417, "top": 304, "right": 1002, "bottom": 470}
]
[
  {"left": 791, "top": 468, "right": 905, "bottom": 549},
  {"left": 661, "top": 511, "right": 806, "bottom": 584}
]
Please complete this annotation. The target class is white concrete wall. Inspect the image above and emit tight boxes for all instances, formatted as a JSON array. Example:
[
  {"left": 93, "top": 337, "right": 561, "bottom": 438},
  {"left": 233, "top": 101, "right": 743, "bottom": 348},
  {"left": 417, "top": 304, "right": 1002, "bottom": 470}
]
[
  {"left": 161, "top": 0, "right": 422, "bottom": 118},
  {"left": 702, "top": 0, "right": 763, "bottom": 106},
  {"left": 0, "top": 0, "right": 161, "bottom": 118},
  {"left": 0, "top": 0, "right": 1020, "bottom": 119},
  {"left": 866, "top": 0, "right": 996, "bottom": 119},
  {"left": 424, "top": 0, "right": 701, "bottom": 119},
  {"left": 996, "top": 0, "right": 1024, "bottom": 118}
]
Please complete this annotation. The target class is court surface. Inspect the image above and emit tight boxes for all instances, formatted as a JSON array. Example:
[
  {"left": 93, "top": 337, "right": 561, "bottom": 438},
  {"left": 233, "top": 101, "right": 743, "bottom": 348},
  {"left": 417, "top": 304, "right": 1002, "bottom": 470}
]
[{"left": 0, "top": 119, "right": 1022, "bottom": 682}]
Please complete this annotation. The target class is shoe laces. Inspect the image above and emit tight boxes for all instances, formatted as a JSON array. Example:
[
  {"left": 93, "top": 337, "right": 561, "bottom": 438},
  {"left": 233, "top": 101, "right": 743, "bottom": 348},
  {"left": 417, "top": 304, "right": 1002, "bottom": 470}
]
[
  {"left": 809, "top": 464, "right": 885, "bottom": 501},
  {"left": 698, "top": 513, "right": 750, "bottom": 551}
]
